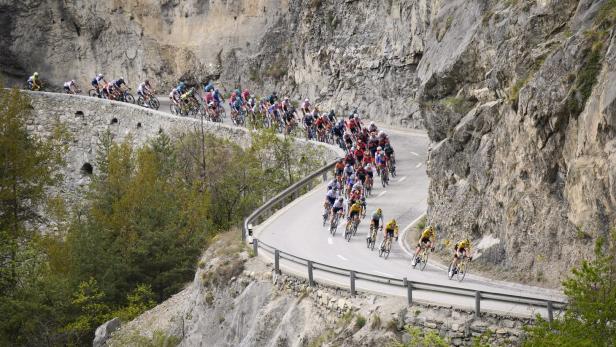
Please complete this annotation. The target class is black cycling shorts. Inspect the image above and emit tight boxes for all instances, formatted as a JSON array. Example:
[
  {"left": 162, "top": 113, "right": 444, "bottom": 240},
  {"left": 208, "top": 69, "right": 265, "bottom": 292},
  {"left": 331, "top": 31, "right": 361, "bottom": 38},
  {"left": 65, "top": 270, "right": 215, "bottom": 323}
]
[
  {"left": 386, "top": 229, "right": 395, "bottom": 238},
  {"left": 350, "top": 210, "right": 359, "bottom": 219}
]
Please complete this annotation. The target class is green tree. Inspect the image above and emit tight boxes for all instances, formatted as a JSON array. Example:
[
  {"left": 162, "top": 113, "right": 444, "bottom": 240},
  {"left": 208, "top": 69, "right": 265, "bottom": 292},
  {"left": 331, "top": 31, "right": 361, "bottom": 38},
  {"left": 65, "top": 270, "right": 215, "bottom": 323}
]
[
  {"left": 64, "top": 278, "right": 111, "bottom": 344},
  {"left": 524, "top": 232, "right": 616, "bottom": 346}
]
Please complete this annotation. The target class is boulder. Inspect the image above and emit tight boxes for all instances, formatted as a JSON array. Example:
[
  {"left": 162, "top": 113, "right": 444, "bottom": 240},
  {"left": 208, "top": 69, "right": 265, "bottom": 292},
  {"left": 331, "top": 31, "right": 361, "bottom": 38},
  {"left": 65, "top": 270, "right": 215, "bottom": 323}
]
[{"left": 93, "top": 317, "right": 121, "bottom": 347}]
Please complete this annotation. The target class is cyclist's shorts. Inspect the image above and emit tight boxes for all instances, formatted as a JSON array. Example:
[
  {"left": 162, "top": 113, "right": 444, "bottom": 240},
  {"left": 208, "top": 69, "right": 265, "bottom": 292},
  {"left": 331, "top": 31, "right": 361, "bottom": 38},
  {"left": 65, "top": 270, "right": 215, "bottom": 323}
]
[
  {"left": 333, "top": 206, "right": 343, "bottom": 214},
  {"left": 137, "top": 90, "right": 144, "bottom": 97},
  {"left": 350, "top": 210, "right": 359, "bottom": 219},
  {"left": 454, "top": 248, "right": 467, "bottom": 258},
  {"left": 371, "top": 218, "right": 380, "bottom": 228},
  {"left": 63, "top": 86, "right": 70, "bottom": 93},
  {"left": 386, "top": 229, "right": 395, "bottom": 238},
  {"left": 419, "top": 237, "right": 431, "bottom": 246},
  {"left": 326, "top": 196, "right": 336, "bottom": 206},
  {"left": 91, "top": 79, "right": 98, "bottom": 87}
]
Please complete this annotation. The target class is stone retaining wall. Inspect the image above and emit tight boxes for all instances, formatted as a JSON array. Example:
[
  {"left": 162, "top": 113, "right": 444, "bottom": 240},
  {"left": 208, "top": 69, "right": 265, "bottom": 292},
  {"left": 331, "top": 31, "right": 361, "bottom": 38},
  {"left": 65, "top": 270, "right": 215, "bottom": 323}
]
[{"left": 24, "top": 91, "right": 341, "bottom": 206}]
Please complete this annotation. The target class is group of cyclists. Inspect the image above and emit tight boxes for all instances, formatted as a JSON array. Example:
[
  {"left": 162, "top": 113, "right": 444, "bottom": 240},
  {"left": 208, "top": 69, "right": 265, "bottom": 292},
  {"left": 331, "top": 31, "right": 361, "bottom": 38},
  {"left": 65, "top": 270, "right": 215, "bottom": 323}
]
[
  {"left": 24, "top": 71, "right": 473, "bottom": 279},
  {"left": 320, "top": 116, "right": 473, "bottom": 278},
  {"left": 25, "top": 72, "right": 159, "bottom": 109}
]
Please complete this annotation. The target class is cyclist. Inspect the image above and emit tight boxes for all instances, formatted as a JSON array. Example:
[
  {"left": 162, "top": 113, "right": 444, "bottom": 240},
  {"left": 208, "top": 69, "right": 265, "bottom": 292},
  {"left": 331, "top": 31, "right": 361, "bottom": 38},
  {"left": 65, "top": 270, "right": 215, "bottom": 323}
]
[
  {"left": 368, "top": 121, "right": 378, "bottom": 134},
  {"left": 331, "top": 196, "right": 345, "bottom": 222},
  {"left": 450, "top": 239, "right": 472, "bottom": 277},
  {"left": 63, "top": 80, "right": 79, "bottom": 94},
  {"left": 27, "top": 72, "right": 41, "bottom": 91},
  {"left": 348, "top": 200, "right": 362, "bottom": 224},
  {"left": 370, "top": 208, "right": 384, "bottom": 230},
  {"left": 375, "top": 147, "right": 388, "bottom": 176},
  {"left": 411, "top": 225, "right": 436, "bottom": 266},
  {"left": 301, "top": 98, "right": 311, "bottom": 115},
  {"left": 169, "top": 87, "right": 181, "bottom": 108},
  {"left": 267, "top": 91, "right": 278, "bottom": 105},
  {"left": 325, "top": 187, "right": 337, "bottom": 210},
  {"left": 137, "top": 80, "right": 153, "bottom": 103},
  {"left": 203, "top": 81, "right": 214, "bottom": 92},
  {"left": 109, "top": 77, "right": 127, "bottom": 99},
  {"left": 381, "top": 219, "right": 399, "bottom": 251},
  {"left": 91, "top": 73, "right": 106, "bottom": 96},
  {"left": 334, "top": 159, "right": 345, "bottom": 182}
]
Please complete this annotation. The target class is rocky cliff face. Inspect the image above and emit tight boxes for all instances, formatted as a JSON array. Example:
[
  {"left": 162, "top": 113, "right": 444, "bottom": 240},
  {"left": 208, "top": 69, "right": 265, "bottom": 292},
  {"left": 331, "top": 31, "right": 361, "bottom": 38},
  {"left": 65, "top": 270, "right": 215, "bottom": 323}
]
[
  {"left": 1, "top": 0, "right": 436, "bottom": 127},
  {"left": 420, "top": 0, "right": 616, "bottom": 286}
]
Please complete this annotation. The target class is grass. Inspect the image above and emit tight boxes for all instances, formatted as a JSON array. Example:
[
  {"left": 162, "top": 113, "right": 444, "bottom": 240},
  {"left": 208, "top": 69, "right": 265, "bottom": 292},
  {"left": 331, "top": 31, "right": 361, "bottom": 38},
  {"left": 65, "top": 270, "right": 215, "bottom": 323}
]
[
  {"left": 110, "top": 330, "right": 181, "bottom": 347},
  {"left": 355, "top": 314, "right": 366, "bottom": 330},
  {"left": 386, "top": 318, "right": 399, "bottom": 332},
  {"left": 416, "top": 216, "right": 427, "bottom": 231},
  {"left": 508, "top": 76, "right": 530, "bottom": 107},
  {"left": 390, "top": 326, "right": 449, "bottom": 347},
  {"left": 370, "top": 313, "right": 381, "bottom": 330},
  {"left": 439, "top": 96, "right": 474, "bottom": 115},
  {"left": 308, "top": 329, "right": 336, "bottom": 347},
  {"left": 204, "top": 291, "right": 214, "bottom": 306}
]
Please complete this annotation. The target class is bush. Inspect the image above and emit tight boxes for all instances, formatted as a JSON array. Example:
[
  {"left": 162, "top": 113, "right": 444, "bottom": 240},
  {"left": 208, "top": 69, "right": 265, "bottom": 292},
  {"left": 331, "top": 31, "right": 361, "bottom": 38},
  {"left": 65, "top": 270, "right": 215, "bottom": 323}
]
[
  {"left": 355, "top": 315, "right": 366, "bottom": 330},
  {"left": 370, "top": 313, "right": 381, "bottom": 330},
  {"left": 524, "top": 231, "right": 616, "bottom": 345}
]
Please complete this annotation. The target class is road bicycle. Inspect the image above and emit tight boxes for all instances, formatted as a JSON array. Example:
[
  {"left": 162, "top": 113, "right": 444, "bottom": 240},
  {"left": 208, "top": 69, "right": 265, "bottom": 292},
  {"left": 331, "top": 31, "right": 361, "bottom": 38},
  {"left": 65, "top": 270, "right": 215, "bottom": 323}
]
[
  {"left": 379, "top": 235, "right": 395, "bottom": 259},
  {"left": 322, "top": 202, "right": 331, "bottom": 227},
  {"left": 412, "top": 244, "right": 431, "bottom": 271},
  {"left": 344, "top": 215, "right": 360, "bottom": 242},
  {"left": 330, "top": 211, "right": 342, "bottom": 236},
  {"left": 448, "top": 256, "right": 470, "bottom": 282},
  {"left": 380, "top": 166, "right": 389, "bottom": 187},
  {"left": 137, "top": 94, "right": 160, "bottom": 110},
  {"left": 366, "top": 224, "right": 380, "bottom": 251}
]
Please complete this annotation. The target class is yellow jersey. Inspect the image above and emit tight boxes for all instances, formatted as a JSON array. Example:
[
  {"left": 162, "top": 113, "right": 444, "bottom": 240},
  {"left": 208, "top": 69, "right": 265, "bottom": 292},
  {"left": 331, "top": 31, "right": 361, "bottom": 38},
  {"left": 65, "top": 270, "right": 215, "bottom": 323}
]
[
  {"left": 385, "top": 221, "right": 398, "bottom": 232},
  {"left": 350, "top": 203, "right": 362, "bottom": 213},
  {"left": 455, "top": 240, "right": 470, "bottom": 250},
  {"left": 421, "top": 227, "right": 435, "bottom": 239}
]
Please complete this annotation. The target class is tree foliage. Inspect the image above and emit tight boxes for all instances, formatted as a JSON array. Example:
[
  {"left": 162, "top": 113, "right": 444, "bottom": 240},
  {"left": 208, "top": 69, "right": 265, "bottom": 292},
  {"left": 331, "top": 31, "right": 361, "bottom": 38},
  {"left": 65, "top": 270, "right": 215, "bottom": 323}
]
[
  {"left": 524, "top": 231, "right": 616, "bottom": 346},
  {"left": 0, "top": 97, "right": 322, "bottom": 346}
]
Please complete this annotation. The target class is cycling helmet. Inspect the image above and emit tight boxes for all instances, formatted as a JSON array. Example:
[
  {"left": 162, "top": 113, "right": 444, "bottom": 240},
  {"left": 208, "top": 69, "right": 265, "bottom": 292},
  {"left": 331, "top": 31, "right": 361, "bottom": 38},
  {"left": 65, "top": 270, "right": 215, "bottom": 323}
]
[
  {"left": 70, "top": 80, "right": 75, "bottom": 84},
  {"left": 97, "top": 73, "right": 103, "bottom": 79},
  {"left": 272, "top": 91, "right": 277, "bottom": 95},
  {"left": 376, "top": 208, "right": 382, "bottom": 214},
  {"left": 465, "top": 239, "right": 470, "bottom": 244},
  {"left": 349, "top": 114, "right": 355, "bottom": 119},
  {"left": 304, "top": 98, "right": 309, "bottom": 102},
  {"left": 33, "top": 72, "right": 39, "bottom": 77},
  {"left": 338, "top": 197, "right": 344, "bottom": 202},
  {"left": 377, "top": 146, "right": 382, "bottom": 151},
  {"left": 370, "top": 121, "right": 375, "bottom": 126},
  {"left": 392, "top": 219, "right": 397, "bottom": 224},
  {"left": 119, "top": 77, "right": 124, "bottom": 81}
]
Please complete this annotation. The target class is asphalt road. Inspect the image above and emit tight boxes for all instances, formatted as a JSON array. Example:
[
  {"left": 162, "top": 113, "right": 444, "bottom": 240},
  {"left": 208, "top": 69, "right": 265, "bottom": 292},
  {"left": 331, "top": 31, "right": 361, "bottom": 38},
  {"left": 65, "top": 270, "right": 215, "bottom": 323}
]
[
  {"left": 254, "top": 127, "right": 566, "bottom": 318},
  {"left": 156, "top": 94, "right": 565, "bottom": 317}
]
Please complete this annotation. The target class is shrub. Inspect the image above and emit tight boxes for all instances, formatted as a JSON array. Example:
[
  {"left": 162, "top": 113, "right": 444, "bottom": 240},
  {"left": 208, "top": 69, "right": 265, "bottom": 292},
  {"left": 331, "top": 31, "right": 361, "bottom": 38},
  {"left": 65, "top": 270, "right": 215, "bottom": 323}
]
[
  {"left": 370, "top": 314, "right": 381, "bottom": 330},
  {"left": 355, "top": 315, "right": 366, "bottom": 329}
]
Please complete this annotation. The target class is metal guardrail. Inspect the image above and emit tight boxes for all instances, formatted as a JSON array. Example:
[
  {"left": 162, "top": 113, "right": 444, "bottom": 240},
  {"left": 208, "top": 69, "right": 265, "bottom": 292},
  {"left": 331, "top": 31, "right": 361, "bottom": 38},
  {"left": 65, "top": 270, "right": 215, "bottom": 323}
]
[{"left": 242, "top": 160, "right": 568, "bottom": 321}]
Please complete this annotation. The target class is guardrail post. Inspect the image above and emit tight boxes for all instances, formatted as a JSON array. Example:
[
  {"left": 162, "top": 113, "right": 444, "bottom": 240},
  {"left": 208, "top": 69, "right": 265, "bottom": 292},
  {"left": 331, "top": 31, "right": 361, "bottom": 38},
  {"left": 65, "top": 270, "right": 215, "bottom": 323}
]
[
  {"left": 307, "top": 261, "right": 314, "bottom": 286},
  {"left": 252, "top": 238, "right": 258, "bottom": 256},
  {"left": 350, "top": 271, "right": 356, "bottom": 297},
  {"left": 475, "top": 291, "right": 481, "bottom": 318},
  {"left": 274, "top": 250, "right": 280, "bottom": 274},
  {"left": 322, "top": 171, "right": 327, "bottom": 182},
  {"left": 403, "top": 277, "right": 412, "bottom": 305},
  {"left": 547, "top": 301, "right": 553, "bottom": 324}
]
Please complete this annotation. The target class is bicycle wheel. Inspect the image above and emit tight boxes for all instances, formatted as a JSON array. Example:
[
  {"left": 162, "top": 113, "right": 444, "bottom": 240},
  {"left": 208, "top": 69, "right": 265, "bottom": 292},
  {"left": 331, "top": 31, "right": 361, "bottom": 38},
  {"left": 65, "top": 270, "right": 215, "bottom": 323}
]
[
  {"left": 169, "top": 103, "right": 177, "bottom": 114},
  {"left": 124, "top": 93, "right": 135, "bottom": 104},
  {"left": 457, "top": 262, "right": 467, "bottom": 282},
  {"left": 448, "top": 262, "right": 456, "bottom": 280},
  {"left": 345, "top": 223, "right": 352, "bottom": 242},
  {"left": 150, "top": 97, "right": 160, "bottom": 110},
  {"left": 419, "top": 251, "right": 428, "bottom": 271},
  {"left": 137, "top": 96, "right": 144, "bottom": 106},
  {"left": 381, "top": 173, "right": 386, "bottom": 187},
  {"left": 322, "top": 208, "right": 329, "bottom": 227},
  {"left": 88, "top": 89, "right": 99, "bottom": 97},
  {"left": 330, "top": 216, "right": 338, "bottom": 236},
  {"left": 384, "top": 240, "right": 391, "bottom": 259},
  {"left": 378, "top": 242, "right": 384, "bottom": 257}
]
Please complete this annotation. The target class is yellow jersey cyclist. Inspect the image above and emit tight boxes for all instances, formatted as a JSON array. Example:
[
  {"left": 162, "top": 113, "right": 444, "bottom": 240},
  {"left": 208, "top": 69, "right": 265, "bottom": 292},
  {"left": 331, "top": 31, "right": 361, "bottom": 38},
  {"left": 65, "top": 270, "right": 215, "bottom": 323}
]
[
  {"left": 383, "top": 219, "right": 399, "bottom": 242},
  {"left": 449, "top": 239, "right": 472, "bottom": 277},
  {"left": 411, "top": 225, "right": 436, "bottom": 266},
  {"left": 348, "top": 201, "right": 363, "bottom": 224}
]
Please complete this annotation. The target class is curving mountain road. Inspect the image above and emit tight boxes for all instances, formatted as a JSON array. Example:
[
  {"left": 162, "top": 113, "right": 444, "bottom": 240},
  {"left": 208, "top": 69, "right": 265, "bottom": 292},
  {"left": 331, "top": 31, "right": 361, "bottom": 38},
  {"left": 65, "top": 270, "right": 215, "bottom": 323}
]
[
  {"left": 156, "top": 96, "right": 565, "bottom": 317},
  {"left": 253, "top": 126, "right": 566, "bottom": 318}
]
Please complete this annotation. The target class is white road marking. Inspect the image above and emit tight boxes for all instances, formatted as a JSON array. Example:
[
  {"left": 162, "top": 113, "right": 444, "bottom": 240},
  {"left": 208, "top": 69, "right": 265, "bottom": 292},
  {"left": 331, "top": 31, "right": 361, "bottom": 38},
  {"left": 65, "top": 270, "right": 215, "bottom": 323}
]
[
  {"left": 410, "top": 152, "right": 419, "bottom": 156},
  {"left": 398, "top": 176, "right": 407, "bottom": 183},
  {"left": 415, "top": 163, "right": 423, "bottom": 168},
  {"left": 328, "top": 237, "right": 333, "bottom": 245},
  {"left": 337, "top": 254, "right": 348, "bottom": 261},
  {"left": 373, "top": 270, "right": 395, "bottom": 277},
  {"left": 378, "top": 191, "right": 387, "bottom": 197}
]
